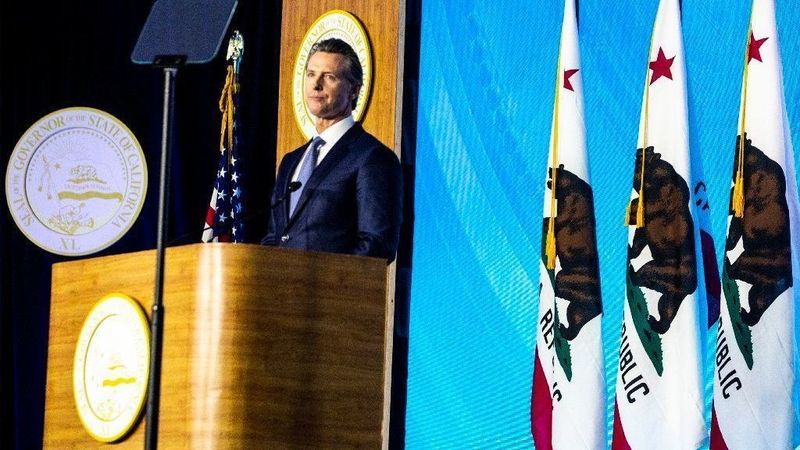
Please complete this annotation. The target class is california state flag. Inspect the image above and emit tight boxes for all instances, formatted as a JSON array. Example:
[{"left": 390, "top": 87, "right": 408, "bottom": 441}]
[
  {"left": 612, "top": 0, "right": 709, "bottom": 448},
  {"left": 531, "top": 0, "right": 605, "bottom": 447},
  {"left": 710, "top": 0, "right": 800, "bottom": 448}
]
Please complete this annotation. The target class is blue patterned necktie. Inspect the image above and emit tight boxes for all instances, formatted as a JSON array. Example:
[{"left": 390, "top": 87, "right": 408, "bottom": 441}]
[{"left": 290, "top": 136, "right": 324, "bottom": 216}]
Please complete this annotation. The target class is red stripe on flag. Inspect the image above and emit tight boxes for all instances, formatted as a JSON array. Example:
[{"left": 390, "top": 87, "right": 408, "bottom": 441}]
[
  {"left": 205, "top": 205, "right": 216, "bottom": 226},
  {"left": 611, "top": 402, "right": 631, "bottom": 450},
  {"left": 709, "top": 407, "right": 729, "bottom": 450},
  {"left": 531, "top": 349, "right": 552, "bottom": 450}
]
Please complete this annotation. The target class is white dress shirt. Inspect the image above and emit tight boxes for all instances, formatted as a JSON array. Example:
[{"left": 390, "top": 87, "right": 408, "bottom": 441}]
[{"left": 291, "top": 115, "right": 356, "bottom": 182}]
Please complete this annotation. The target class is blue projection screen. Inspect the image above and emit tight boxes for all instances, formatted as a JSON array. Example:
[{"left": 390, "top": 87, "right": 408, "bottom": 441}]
[{"left": 406, "top": 0, "right": 800, "bottom": 448}]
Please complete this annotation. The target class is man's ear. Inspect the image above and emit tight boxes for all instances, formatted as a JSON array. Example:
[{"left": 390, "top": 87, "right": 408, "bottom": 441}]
[{"left": 351, "top": 83, "right": 362, "bottom": 100}]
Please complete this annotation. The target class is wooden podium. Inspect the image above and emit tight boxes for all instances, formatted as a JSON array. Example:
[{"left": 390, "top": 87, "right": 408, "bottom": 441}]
[{"left": 44, "top": 243, "right": 394, "bottom": 448}]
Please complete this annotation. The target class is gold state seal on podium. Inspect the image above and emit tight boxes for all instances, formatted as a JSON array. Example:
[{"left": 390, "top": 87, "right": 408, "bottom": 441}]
[{"left": 73, "top": 293, "right": 150, "bottom": 442}]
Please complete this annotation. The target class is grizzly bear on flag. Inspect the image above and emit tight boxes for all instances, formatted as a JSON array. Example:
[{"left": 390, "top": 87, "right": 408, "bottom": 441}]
[
  {"left": 726, "top": 134, "right": 792, "bottom": 327},
  {"left": 627, "top": 147, "right": 697, "bottom": 335},
  {"left": 544, "top": 165, "right": 602, "bottom": 341}
]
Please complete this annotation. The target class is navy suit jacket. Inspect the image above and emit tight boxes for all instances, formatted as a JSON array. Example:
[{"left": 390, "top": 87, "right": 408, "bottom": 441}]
[{"left": 261, "top": 123, "right": 402, "bottom": 261}]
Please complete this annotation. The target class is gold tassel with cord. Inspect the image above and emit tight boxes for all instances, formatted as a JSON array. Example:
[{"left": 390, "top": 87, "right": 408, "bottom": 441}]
[
  {"left": 636, "top": 196, "right": 645, "bottom": 228},
  {"left": 636, "top": 49, "right": 651, "bottom": 230},
  {"left": 624, "top": 202, "right": 632, "bottom": 226},
  {"left": 546, "top": 217, "right": 557, "bottom": 269},
  {"left": 636, "top": 147, "right": 646, "bottom": 228},
  {"left": 733, "top": 26, "right": 752, "bottom": 218},
  {"left": 218, "top": 65, "right": 235, "bottom": 161},
  {"left": 733, "top": 136, "right": 746, "bottom": 217},
  {"left": 627, "top": 29, "right": 655, "bottom": 229},
  {"left": 733, "top": 174, "right": 745, "bottom": 217},
  {"left": 545, "top": 47, "right": 562, "bottom": 270}
]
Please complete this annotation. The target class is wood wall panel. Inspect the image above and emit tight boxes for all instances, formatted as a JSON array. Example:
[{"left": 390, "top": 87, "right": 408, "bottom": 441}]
[{"left": 276, "top": 0, "right": 405, "bottom": 161}]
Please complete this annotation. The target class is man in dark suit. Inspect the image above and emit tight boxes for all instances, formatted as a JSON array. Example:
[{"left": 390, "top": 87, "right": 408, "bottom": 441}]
[{"left": 261, "top": 38, "right": 402, "bottom": 261}]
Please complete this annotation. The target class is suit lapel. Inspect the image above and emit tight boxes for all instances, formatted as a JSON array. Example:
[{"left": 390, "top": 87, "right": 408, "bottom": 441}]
[
  {"left": 279, "top": 147, "right": 307, "bottom": 228},
  {"left": 285, "top": 124, "right": 363, "bottom": 229}
]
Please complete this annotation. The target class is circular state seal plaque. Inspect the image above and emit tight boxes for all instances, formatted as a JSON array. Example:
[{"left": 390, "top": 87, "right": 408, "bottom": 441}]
[
  {"left": 73, "top": 293, "right": 150, "bottom": 442},
  {"left": 292, "top": 10, "right": 373, "bottom": 139},
  {"left": 5, "top": 107, "right": 147, "bottom": 256}
]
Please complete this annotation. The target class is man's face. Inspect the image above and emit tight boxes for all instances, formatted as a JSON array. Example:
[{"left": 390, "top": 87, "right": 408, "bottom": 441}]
[{"left": 304, "top": 51, "right": 360, "bottom": 121}]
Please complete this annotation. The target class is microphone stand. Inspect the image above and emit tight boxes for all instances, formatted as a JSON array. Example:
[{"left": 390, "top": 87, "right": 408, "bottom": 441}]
[{"left": 145, "top": 54, "right": 185, "bottom": 450}]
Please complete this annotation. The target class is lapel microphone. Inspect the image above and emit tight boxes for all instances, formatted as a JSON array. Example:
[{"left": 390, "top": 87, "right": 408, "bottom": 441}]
[{"left": 272, "top": 181, "right": 302, "bottom": 209}]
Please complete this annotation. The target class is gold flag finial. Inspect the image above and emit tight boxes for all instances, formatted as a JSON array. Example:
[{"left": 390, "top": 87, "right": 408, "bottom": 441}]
[{"left": 226, "top": 30, "right": 244, "bottom": 74}]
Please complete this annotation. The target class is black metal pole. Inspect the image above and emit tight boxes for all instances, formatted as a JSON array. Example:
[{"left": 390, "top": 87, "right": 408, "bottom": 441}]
[{"left": 145, "top": 65, "right": 177, "bottom": 450}]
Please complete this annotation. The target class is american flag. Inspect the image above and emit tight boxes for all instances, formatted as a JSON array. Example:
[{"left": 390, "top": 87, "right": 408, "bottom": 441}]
[{"left": 203, "top": 31, "right": 243, "bottom": 243}]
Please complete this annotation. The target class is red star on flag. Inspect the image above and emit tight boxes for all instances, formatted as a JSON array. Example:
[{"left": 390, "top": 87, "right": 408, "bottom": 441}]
[
  {"left": 563, "top": 68, "right": 579, "bottom": 91},
  {"left": 649, "top": 47, "right": 675, "bottom": 85},
  {"left": 748, "top": 32, "right": 768, "bottom": 63}
]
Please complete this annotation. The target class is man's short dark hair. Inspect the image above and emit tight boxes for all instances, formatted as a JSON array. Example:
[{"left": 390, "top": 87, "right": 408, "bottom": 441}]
[{"left": 309, "top": 38, "right": 363, "bottom": 109}]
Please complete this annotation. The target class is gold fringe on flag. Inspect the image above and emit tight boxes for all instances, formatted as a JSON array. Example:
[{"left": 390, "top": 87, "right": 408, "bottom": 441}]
[{"left": 218, "top": 65, "right": 236, "bottom": 163}]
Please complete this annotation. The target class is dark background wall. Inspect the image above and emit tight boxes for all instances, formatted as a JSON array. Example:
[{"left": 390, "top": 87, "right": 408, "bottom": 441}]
[
  {"left": 0, "top": 2, "right": 282, "bottom": 447},
  {"left": 0, "top": 1, "right": 417, "bottom": 448}
]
